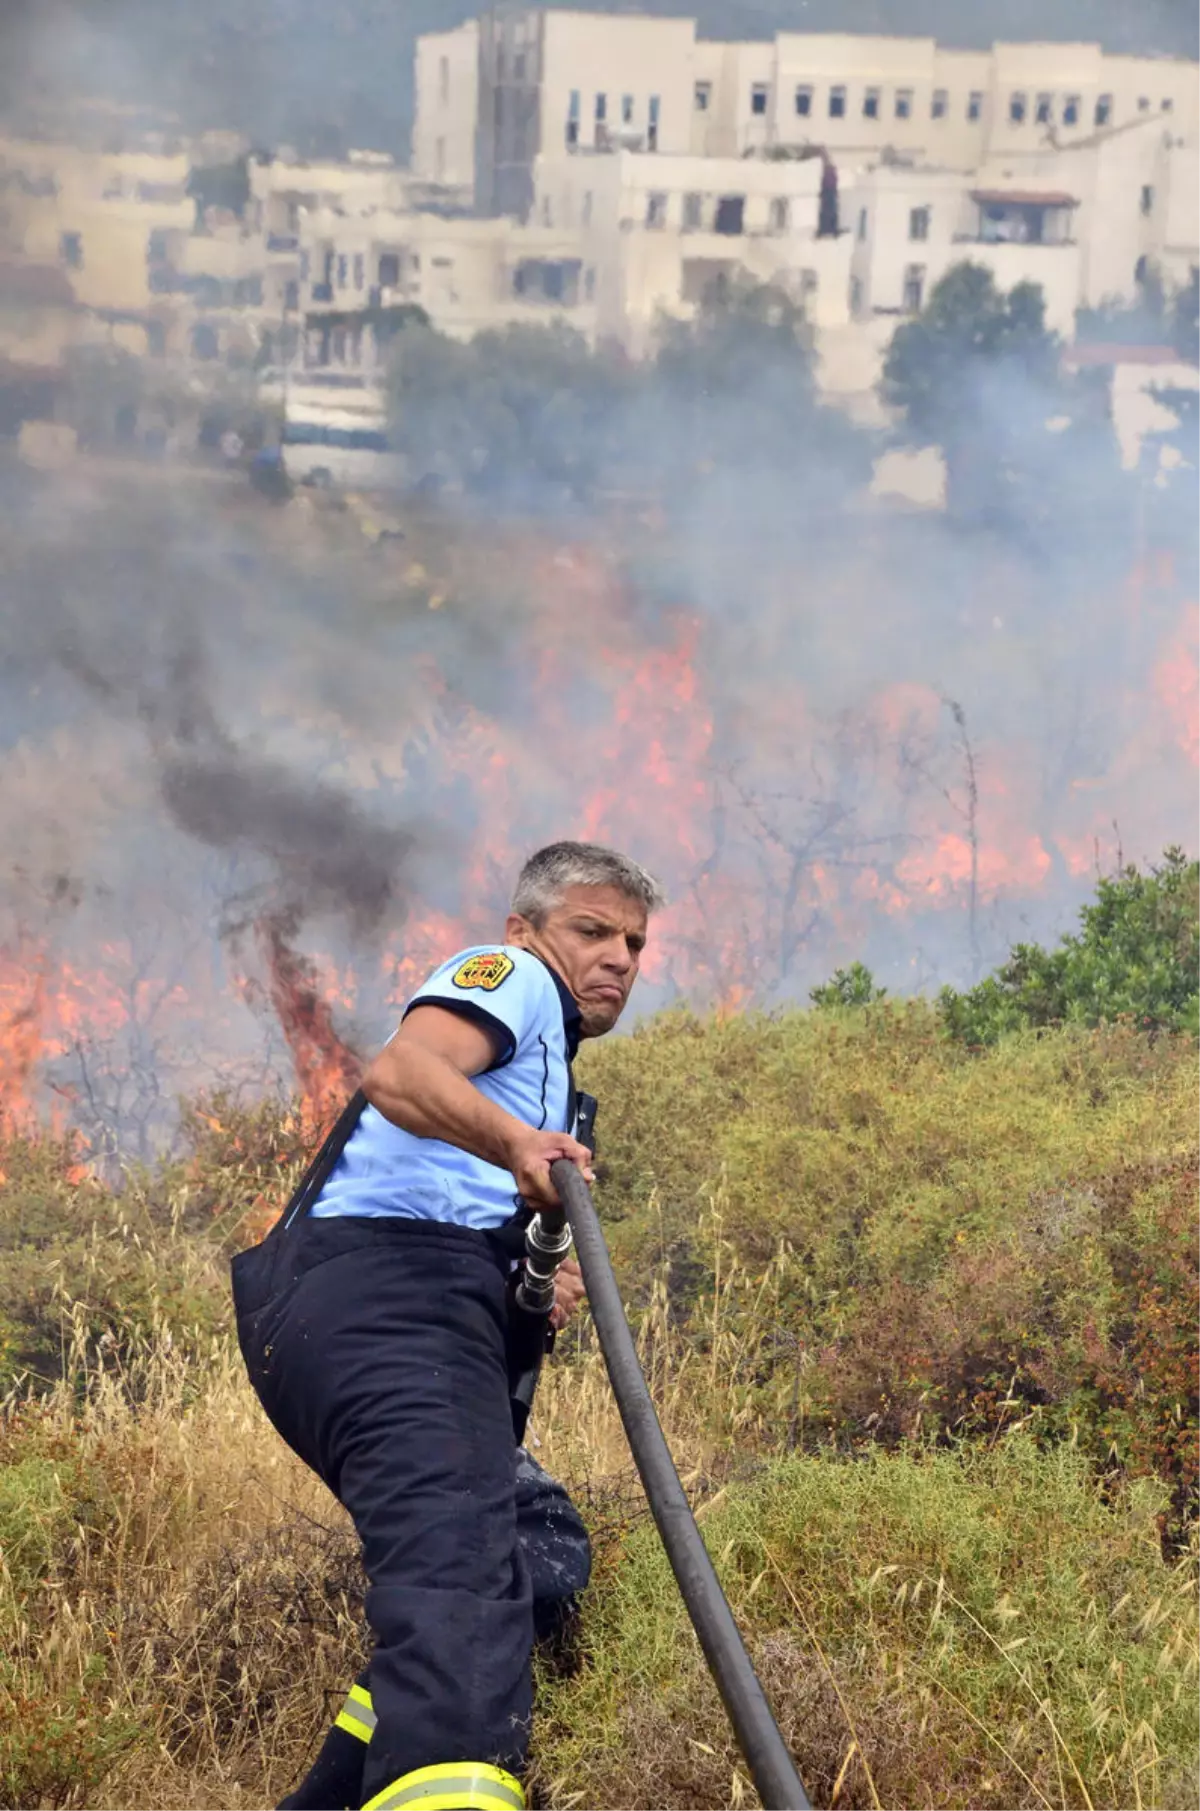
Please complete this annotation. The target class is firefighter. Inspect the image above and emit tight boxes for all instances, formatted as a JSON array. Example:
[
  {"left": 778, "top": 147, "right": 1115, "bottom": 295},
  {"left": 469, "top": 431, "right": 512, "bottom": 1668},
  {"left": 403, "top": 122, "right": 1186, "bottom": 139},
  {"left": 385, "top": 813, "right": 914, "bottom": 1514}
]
[{"left": 232, "top": 841, "right": 663, "bottom": 1811}]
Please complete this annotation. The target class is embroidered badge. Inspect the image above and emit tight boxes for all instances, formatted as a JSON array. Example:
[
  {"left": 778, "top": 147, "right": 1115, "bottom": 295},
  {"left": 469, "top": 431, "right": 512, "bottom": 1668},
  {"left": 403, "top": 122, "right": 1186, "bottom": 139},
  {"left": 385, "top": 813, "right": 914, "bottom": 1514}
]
[{"left": 452, "top": 951, "right": 515, "bottom": 992}]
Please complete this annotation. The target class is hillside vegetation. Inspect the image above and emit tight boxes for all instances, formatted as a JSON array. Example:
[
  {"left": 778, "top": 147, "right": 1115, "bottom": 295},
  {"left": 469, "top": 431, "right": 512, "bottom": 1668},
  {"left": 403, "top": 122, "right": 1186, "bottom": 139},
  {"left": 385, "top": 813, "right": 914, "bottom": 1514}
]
[{"left": 0, "top": 859, "right": 1196, "bottom": 1809}]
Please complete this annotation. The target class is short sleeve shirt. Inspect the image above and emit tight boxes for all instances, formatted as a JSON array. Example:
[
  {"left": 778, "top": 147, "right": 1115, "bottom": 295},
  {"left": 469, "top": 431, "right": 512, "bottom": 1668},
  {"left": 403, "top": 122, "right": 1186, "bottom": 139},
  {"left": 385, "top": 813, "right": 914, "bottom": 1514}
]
[{"left": 310, "top": 945, "right": 581, "bottom": 1231}]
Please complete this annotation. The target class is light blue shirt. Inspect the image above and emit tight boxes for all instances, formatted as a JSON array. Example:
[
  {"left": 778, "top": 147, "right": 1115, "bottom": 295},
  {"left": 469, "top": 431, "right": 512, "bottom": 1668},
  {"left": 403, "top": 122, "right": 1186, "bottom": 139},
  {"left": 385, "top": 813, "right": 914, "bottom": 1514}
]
[{"left": 310, "top": 945, "right": 580, "bottom": 1231}]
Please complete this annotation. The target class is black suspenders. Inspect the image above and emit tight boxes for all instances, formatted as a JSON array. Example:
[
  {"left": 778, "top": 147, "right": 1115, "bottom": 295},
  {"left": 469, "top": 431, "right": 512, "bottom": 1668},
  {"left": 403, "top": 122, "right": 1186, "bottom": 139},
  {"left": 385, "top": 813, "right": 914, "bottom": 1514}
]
[{"left": 279, "top": 1088, "right": 368, "bottom": 1233}]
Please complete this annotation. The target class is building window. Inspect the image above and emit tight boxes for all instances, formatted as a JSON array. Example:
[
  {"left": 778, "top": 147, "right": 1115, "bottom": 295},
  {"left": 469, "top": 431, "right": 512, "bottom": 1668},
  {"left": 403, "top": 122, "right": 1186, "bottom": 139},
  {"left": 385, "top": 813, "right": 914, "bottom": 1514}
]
[
  {"left": 567, "top": 89, "right": 580, "bottom": 147},
  {"left": 438, "top": 55, "right": 449, "bottom": 104},
  {"left": 795, "top": 84, "right": 812, "bottom": 117},
  {"left": 513, "top": 51, "right": 526, "bottom": 81},
  {"left": 299, "top": 249, "right": 310, "bottom": 281},
  {"left": 857, "top": 205, "right": 867, "bottom": 241},
  {"left": 1141, "top": 184, "right": 1154, "bottom": 216},
  {"left": 1035, "top": 92, "right": 1053, "bottom": 124},
  {"left": 863, "top": 87, "right": 880, "bottom": 119},
  {"left": 1063, "top": 94, "right": 1080, "bottom": 125},
  {"left": 909, "top": 205, "right": 930, "bottom": 241},
  {"left": 336, "top": 253, "right": 347, "bottom": 288},
  {"left": 682, "top": 191, "right": 703, "bottom": 231},
  {"left": 903, "top": 264, "right": 925, "bottom": 312},
  {"left": 967, "top": 90, "right": 983, "bottom": 120},
  {"left": 1010, "top": 92, "right": 1027, "bottom": 123},
  {"left": 622, "top": 93, "right": 634, "bottom": 125},
  {"left": 694, "top": 80, "right": 711, "bottom": 112},
  {"left": 829, "top": 84, "right": 846, "bottom": 118},
  {"left": 895, "top": 88, "right": 912, "bottom": 119},
  {"left": 1095, "top": 93, "right": 1112, "bottom": 126},
  {"left": 849, "top": 274, "right": 863, "bottom": 315},
  {"left": 378, "top": 252, "right": 399, "bottom": 286},
  {"left": 353, "top": 252, "right": 364, "bottom": 289},
  {"left": 768, "top": 196, "right": 789, "bottom": 233},
  {"left": 1137, "top": 95, "right": 1150, "bottom": 111},
  {"left": 714, "top": 194, "right": 745, "bottom": 235},
  {"left": 595, "top": 92, "right": 607, "bottom": 125},
  {"left": 1162, "top": 96, "right": 1174, "bottom": 111},
  {"left": 931, "top": 88, "right": 948, "bottom": 119},
  {"left": 284, "top": 279, "right": 299, "bottom": 311},
  {"left": 751, "top": 83, "right": 769, "bottom": 116},
  {"left": 59, "top": 230, "right": 83, "bottom": 268},
  {"left": 648, "top": 93, "right": 660, "bottom": 150},
  {"left": 646, "top": 191, "right": 667, "bottom": 229}
]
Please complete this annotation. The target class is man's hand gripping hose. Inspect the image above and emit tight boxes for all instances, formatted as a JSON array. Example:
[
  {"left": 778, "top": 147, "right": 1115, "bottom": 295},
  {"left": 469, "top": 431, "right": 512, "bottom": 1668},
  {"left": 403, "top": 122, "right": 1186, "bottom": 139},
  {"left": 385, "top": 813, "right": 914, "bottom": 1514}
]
[{"left": 544, "top": 1157, "right": 812, "bottom": 1811}]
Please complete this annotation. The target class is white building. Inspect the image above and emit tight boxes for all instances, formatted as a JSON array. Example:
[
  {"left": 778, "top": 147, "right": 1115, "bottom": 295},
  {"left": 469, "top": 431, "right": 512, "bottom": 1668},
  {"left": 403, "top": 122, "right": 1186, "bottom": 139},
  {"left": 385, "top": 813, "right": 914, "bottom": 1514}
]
[
  {"left": 846, "top": 166, "right": 1083, "bottom": 333},
  {"left": 294, "top": 203, "right": 595, "bottom": 376},
  {"left": 413, "top": 9, "right": 1198, "bottom": 207},
  {"left": 413, "top": 23, "right": 480, "bottom": 190},
  {"left": 533, "top": 145, "right": 850, "bottom": 353}
]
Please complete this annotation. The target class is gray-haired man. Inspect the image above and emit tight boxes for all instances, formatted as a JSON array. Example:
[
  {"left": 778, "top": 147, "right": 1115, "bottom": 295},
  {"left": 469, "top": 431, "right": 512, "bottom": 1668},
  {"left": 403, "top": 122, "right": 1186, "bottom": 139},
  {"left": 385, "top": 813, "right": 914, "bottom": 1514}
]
[{"left": 233, "top": 842, "right": 663, "bottom": 1811}]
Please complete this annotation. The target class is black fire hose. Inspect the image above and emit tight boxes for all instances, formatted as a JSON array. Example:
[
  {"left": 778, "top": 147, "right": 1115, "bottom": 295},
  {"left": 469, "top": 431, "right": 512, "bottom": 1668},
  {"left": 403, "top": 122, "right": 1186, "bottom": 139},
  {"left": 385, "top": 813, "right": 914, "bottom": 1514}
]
[{"left": 547, "top": 1159, "right": 812, "bottom": 1811}]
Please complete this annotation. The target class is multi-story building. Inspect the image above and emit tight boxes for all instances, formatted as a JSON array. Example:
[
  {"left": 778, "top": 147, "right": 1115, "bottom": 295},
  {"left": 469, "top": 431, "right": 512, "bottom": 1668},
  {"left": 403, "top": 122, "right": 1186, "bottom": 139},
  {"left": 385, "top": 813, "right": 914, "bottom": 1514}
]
[
  {"left": 846, "top": 166, "right": 1083, "bottom": 332},
  {"left": 533, "top": 145, "right": 850, "bottom": 353},
  {"left": 0, "top": 134, "right": 193, "bottom": 362},
  {"left": 293, "top": 202, "right": 595, "bottom": 376},
  {"left": 413, "top": 9, "right": 1198, "bottom": 207}
]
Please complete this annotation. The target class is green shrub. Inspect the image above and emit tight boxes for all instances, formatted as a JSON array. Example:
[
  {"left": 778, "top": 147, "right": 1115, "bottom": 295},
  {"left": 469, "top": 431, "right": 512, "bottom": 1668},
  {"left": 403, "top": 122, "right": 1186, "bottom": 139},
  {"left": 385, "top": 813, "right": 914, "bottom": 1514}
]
[
  {"left": 534, "top": 1437, "right": 1198, "bottom": 1809},
  {"left": 0, "top": 1669, "right": 141, "bottom": 1811},
  {"left": 809, "top": 961, "right": 887, "bottom": 1008},
  {"left": 940, "top": 849, "right": 1199, "bottom": 1043}
]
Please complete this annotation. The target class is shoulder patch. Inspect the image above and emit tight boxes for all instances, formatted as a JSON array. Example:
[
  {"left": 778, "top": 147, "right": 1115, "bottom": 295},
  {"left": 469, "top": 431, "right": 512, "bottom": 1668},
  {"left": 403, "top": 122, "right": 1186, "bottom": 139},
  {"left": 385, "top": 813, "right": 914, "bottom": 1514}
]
[{"left": 452, "top": 951, "right": 516, "bottom": 992}]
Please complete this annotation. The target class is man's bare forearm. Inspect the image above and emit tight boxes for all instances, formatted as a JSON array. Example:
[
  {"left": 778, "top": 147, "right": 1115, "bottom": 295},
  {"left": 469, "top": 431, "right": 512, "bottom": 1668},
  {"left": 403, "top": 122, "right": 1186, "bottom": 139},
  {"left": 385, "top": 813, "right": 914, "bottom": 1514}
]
[{"left": 363, "top": 1041, "right": 526, "bottom": 1170}]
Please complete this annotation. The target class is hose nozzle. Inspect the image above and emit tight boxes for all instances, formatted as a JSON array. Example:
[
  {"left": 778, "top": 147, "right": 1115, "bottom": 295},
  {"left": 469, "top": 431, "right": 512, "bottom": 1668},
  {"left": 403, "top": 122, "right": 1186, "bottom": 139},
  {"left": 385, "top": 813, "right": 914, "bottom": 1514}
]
[{"left": 514, "top": 1210, "right": 572, "bottom": 1315}]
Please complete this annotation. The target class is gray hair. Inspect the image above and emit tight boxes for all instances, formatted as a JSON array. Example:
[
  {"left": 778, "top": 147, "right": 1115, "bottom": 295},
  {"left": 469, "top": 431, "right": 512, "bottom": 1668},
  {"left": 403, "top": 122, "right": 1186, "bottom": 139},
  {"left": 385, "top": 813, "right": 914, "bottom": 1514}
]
[{"left": 511, "top": 841, "right": 666, "bottom": 924}]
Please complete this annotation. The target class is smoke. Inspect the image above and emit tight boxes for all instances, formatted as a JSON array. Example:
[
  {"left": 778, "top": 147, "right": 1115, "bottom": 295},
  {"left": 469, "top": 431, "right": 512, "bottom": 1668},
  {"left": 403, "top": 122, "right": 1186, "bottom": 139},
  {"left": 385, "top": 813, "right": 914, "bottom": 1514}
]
[{"left": 1, "top": 4, "right": 1196, "bottom": 1154}]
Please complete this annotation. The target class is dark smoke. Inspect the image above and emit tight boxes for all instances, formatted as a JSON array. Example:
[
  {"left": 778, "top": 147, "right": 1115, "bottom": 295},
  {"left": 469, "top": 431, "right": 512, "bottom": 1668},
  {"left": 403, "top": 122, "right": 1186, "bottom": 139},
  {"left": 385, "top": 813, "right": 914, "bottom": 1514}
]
[{"left": 160, "top": 752, "right": 413, "bottom": 936}]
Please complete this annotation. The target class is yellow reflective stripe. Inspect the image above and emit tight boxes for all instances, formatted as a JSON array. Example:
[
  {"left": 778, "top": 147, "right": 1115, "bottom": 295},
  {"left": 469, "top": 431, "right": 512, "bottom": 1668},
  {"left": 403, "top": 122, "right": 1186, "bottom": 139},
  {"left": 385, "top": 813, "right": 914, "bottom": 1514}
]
[
  {"left": 334, "top": 1707, "right": 374, "bottom": 1743},
  {"left": 362, "top": 1761, "right": 524, "bottom": 1811},
  {"left": 374, "top": 1795, "right": 518, "bottom": 1811},
  {"left": 334, "top": 1681, "right": 376, "bottom": 1743}
]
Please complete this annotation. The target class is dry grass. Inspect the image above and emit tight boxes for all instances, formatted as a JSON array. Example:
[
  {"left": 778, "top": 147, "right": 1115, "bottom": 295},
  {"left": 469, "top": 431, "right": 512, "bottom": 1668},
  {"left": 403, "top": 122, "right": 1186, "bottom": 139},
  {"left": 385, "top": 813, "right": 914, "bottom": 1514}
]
[
  {"left": 0, "top": 1268, "right": 1195, "bottom": 1810},
  {"left": 1, "top": 1011, "right": 1196, "bottom": 1808}
]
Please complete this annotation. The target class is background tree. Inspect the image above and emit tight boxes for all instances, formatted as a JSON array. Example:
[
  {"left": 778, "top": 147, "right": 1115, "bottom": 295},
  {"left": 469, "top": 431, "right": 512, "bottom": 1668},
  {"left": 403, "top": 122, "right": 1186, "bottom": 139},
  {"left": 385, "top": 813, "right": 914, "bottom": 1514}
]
[
  {"left": 881, "top": 262, "right": 1066, "bottom": 527},
  {"left": 62, "top": 345, "right": 146, "bottom": 448},
  {"left": 387, "top": 320, "right": 630, "bottom": 504},
  {"left": 649, "top": 274, "right": 872, "bottom": 521},
  {"left": 1075, "top": 261, "right": 1170, "bottom": 347},
  {"left": 883, "top": 260, "right": 1136, "bottom": 559},
  {"left": 1171, "top": 266, "right": 1199, "bottom": 363},
  {"left": 388, "top": 282, "right": 871, "bottom": 513}
]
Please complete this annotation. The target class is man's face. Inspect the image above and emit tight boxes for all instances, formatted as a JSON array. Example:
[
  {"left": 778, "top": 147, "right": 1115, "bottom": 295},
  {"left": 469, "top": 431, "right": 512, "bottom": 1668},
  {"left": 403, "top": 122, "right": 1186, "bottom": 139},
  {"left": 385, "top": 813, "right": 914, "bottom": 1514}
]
[{"left": 506, "top": 883, "right": 648, "bottom": 1038}]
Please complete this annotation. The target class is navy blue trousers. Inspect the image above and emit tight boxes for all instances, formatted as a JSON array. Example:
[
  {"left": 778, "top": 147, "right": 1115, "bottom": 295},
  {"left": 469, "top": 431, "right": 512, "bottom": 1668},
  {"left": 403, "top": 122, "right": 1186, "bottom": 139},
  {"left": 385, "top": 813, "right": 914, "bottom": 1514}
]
[{"left": 233, "top": 1214, "right": 534, "bottom": 1803}]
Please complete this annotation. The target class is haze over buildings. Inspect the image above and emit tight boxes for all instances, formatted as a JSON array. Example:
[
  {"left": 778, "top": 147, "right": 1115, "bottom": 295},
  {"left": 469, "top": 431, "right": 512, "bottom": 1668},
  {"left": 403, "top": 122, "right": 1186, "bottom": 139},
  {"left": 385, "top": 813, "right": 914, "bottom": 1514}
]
[{"left": 0, "top": 2, "right": 1193, "bottom": 500}]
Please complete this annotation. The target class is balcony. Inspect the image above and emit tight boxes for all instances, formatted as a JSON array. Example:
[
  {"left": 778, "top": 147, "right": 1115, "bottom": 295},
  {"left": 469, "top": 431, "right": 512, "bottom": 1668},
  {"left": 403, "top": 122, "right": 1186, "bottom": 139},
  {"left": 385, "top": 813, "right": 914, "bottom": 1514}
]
[
  {"left": 267, "top": 232, "right": 300, "bottom": 253},
  {"left": 956, "top": 191, "right": 1079, "bottom": 248}
]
